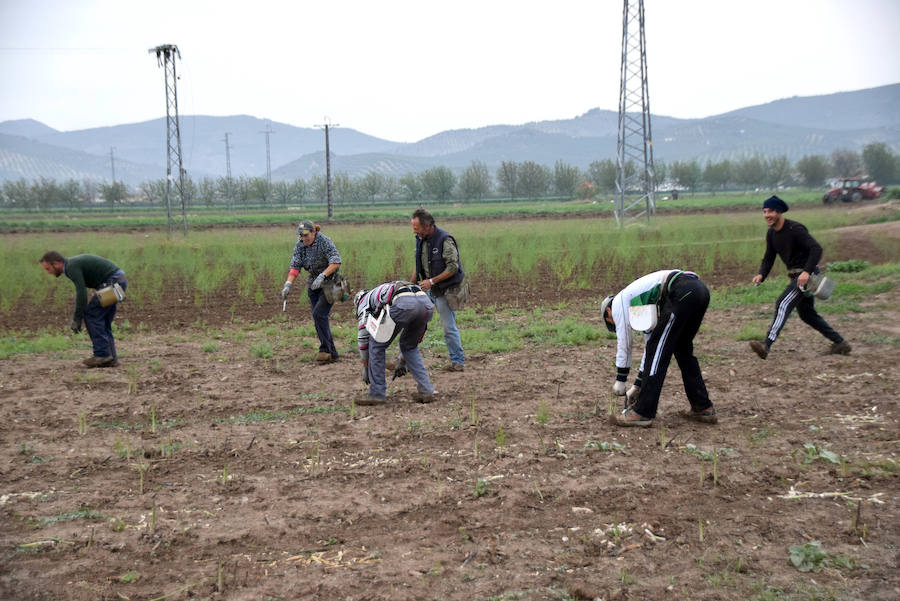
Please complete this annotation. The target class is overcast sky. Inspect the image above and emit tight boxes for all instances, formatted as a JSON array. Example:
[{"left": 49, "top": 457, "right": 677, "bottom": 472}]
[{"left": 1, "top": 0, "right": 898, "bottom": 143}]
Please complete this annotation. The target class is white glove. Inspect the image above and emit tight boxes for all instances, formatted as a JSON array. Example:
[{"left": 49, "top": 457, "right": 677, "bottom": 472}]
[
  {"left": 281, "top": 281, "right": 292, "bottom": 299},
  {"left": 612, "top": 380, "right": 627, "bottom": 396},
  {"left": 626, "top": 384, "right": 640, "bottom": 404},
  {"left": 310, "top": 273, "right": 326, "bottom": 290}
]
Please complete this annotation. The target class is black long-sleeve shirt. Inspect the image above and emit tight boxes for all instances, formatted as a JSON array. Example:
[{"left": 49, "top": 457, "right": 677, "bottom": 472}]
[{"left": 757, "top": 219, "right": 823, "bottom": 281}]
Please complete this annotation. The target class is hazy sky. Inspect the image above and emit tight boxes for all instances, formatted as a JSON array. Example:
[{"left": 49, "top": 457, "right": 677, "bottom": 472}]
[{"left": 1, "top": 0, "right": 898, "bottom": 143}]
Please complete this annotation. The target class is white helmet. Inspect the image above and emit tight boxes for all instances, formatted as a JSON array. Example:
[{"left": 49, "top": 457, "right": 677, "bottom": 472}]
[
  {"left": 353, "top": 289, "right": 367, "bottom": 308},
  {"left": 600, "top": 295, "right": 616, "bottom": 332}
]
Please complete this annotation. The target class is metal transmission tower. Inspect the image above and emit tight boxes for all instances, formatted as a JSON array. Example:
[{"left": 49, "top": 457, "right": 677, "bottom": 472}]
[
  {"left": 260, "top": 121, "right": 275, "bottom": 184},
  {"left": 315, "top": 119, "right": 339, "bottom": 220},
  {"left": 615, "top": 0, "right": 656, "bottom": 225},
  {"left": 149, "top": 44, "right": 188, "bottom": 235},
  {"left": 222, "top": 132, "right": 233, "bottom": 210}
]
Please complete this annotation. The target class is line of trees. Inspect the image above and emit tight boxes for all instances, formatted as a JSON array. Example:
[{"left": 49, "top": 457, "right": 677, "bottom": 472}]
[{"left": 1, "top": 144, "right": 896, "bottom": 210}]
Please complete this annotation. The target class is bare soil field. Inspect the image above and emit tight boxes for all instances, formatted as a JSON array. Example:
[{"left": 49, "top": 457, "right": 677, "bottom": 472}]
[
  {"left": 1, "top": 280, "right": 898, "bottom": 600},
  {"left": 1, "top": 210, "right": 898, "bottom": 600}
]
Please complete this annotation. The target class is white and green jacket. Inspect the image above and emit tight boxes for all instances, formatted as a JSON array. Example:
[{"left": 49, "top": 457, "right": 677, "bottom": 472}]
[{"left": 610, "top": 269, "right": 690, "bottom": 374}]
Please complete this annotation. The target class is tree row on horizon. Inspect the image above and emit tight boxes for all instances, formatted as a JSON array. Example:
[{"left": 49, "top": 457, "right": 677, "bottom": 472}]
[{"left": 2, "top": 144, "right": 897, "bottom": 211}]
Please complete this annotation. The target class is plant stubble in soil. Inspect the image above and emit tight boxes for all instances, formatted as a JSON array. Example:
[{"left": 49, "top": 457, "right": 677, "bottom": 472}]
[{"left": 0, "top": 292, "right": 897, "bottom": 600}]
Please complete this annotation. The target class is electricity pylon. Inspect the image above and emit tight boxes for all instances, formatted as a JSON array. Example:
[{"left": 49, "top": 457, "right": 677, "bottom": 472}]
[
  {"left": 149, "top": 44, "right": 188, "bottom": 235},
  {"left": 223, "top": 132, "right": 233, "bottom": 210},
  {"left": 615, "top": 0, "right": 656, "bottom": 225},
  {"left": 260, "top": 121, "right": 275, "bottom": 184}
]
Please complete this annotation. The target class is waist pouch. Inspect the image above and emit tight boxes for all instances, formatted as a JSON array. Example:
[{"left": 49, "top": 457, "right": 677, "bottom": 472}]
[
  {"left": 323, "top": 273, "right": 350, "bottom": 304},
  {"left": 443, "top": 277, "right": 470, "bottom": 311}
]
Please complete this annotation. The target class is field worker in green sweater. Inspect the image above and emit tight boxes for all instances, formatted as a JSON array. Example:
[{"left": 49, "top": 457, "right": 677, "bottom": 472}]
[{"left": 39, "top": 251, "right": 128, "bottom": 367}]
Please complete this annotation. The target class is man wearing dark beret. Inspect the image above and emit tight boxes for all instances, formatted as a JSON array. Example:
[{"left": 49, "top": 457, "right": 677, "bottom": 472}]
[{"left": 749, "top": 196, "right": 850, "bottom": 359}]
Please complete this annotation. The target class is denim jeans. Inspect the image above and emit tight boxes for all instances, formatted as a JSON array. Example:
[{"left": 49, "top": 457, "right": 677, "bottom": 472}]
[
  {"left": 83, "top": 272, "right": 127, "bottom": 358},
  {"left": 430, "top": 292, "right": 465, "bottom": 365},
  {"left": 366, "top": 294, "right": 434, "bottom": 398},
  {"left": 308, "top": 286, "right": 338, "bottom": 357}
]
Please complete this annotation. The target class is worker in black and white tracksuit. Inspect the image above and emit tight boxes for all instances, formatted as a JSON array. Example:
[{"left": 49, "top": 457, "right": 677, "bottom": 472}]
[
  {"left": 601, "top": 269, "right": 716, "bottom": 428},
  {"left": 749, "top": 196, "right": 850, "bottom": 360}
]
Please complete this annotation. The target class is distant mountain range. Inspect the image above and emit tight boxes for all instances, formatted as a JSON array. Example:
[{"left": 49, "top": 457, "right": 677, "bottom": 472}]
[{"left": 1, "top": 84, "right": 897, "bottom": 186}]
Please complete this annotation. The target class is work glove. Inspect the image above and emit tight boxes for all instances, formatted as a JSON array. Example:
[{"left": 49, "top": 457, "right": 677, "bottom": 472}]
[
  {"left": 626, "top": 384, "right": 640, "bottom": 405},
  {"left": 362, "top": 364, "right": 370, "bottom": 386},
  {"left": 392, "top": 356, "right": 408, "bottom": 380},
  {"left": 310, "top": 273, "right": 326, "bottom": 290},
  {"left": 281, "top": 281, "right": 292, "bottom": 299},
  {"left": 612, "top": 380, "right": 627, "bottom": 396},
  {"left": 69, "top": 318, "right": 82, "bottom": 334}
]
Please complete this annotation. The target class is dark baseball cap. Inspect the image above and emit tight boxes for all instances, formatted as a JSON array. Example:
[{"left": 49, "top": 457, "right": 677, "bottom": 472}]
[{"left": 297, "top": 220, "right": 315, "bottom": 235}]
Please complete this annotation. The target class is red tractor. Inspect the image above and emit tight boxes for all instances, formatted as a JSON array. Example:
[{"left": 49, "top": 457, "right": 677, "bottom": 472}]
[{"left": 823, "top": 177, "right": 884, "bottom": 204}]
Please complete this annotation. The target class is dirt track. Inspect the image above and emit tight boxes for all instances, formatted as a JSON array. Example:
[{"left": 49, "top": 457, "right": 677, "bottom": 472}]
[{"left": 1, "top": 284, "right": 898, "bottom": 599}]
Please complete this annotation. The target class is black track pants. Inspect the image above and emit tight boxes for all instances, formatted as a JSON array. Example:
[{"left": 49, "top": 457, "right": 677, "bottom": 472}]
[
  {"left": 765, "top": 280, "right": 843, "bottom": 346},
  {"left": 633, "top": 277, "right": 712, "bottom": 419}
]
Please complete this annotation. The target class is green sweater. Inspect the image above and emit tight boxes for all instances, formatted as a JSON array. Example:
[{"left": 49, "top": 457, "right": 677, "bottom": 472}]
[{"left": 64, "top": 254, "right": 120, "bottom": 321}]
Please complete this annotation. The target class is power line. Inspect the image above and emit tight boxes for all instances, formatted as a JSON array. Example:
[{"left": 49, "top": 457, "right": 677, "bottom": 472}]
[{"left": 0, "top": 47, "right": 132, "bottom": 52}]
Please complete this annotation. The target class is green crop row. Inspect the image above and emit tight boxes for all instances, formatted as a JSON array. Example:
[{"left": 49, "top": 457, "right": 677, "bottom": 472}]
[
  {"left": 2, "top": 205, "right": 897, "bottom": 317},
  {"left": 0, "top": 190, "right": 832, "bottom": 232}
]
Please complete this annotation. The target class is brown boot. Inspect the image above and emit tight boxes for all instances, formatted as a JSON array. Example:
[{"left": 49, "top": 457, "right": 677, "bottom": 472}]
[
  {"left": 315, "top": 352, "right": 333, "bottom": 364},
  {"left": 749, "top": 340, "right": 768, "bottom": 360},
  {"left": 828, "top": 341, "right": 852, "bottom": 355},
  {"left": 613, "top": 408, "right": 653, "bottom": 428},
  {"left": 356, "top": 395, "right": 387, "bottom": 406},
  {"left": 83, "top": 355, "right": 113, "bottom": 368},
  {"left": 412, "top": 392, "right": 436, "bottom": 404},
  {"left": 682, "top": 405, "right": 718, "bottom": 424}
]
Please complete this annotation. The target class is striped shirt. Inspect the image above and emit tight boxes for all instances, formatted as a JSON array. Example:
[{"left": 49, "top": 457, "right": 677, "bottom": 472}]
[{"left": 355, "top": 281, "right": 413, "bottom": 353}]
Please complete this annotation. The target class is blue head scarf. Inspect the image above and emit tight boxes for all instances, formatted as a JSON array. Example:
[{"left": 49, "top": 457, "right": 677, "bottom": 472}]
[{"left": 763, "top": 195, "right": 789, "bottom": 213}]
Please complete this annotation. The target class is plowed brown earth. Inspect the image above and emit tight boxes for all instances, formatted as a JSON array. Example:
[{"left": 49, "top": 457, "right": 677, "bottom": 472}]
[{"left": 0, "top": 219, "right": 898, "bottom": 600}]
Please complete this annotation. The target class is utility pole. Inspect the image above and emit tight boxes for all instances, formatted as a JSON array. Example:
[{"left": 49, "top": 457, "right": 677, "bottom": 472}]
[
  {"left": 109, "top": 147, "right": 116, "bottom": 183},
  {"left": 315, "top": 118, "right": 339, "bottom": 220},
  {"left": 615, "top": 0, "right": 656, "bottom": 225},
  {"left": 260, "top": 121, "right": 275, "bottom": 184},
  {"left": 222, "top": 132, "right": 233, "bottom": 210},
  {"left": 149, "top": 43, "right": 188, "bottom": 235}
]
